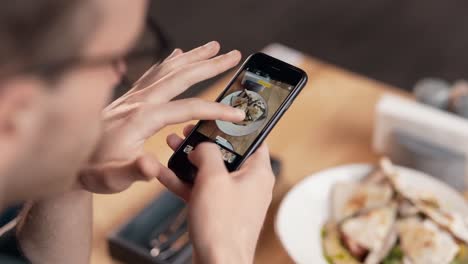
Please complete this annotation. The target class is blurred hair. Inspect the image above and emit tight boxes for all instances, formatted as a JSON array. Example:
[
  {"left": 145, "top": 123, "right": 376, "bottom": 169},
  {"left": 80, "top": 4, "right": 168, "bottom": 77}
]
[{"left": 0, "top": 0, "right": 98, "bottom": 78}]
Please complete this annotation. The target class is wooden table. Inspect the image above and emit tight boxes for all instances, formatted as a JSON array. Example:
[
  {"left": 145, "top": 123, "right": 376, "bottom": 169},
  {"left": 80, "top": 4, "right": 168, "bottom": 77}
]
[{"left": 91, "top": 47, "right": 408, "bottom": 264}]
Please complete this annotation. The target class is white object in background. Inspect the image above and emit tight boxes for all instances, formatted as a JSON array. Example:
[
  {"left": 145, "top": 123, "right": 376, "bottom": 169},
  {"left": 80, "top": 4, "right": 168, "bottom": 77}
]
[
  {"left": 275, "top": 164, "right": 468, "bottom": 263},
  {"left": 262, "top": 43, "right": 305, "bottom": 67},
  {"left": 373, "top": 94, "right": 468, "bottom": 190}
]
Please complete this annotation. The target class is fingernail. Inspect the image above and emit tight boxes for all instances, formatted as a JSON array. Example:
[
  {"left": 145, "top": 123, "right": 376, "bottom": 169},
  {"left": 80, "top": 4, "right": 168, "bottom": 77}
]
[
  {"left": 227, "top": 50, "right": 240, "bottom": 55},
  {"left": 235, "top": 108, "right": 245, "bottom": 118},
  {"left": 205, "top": 41, "right": 217, "bottom": 48}
]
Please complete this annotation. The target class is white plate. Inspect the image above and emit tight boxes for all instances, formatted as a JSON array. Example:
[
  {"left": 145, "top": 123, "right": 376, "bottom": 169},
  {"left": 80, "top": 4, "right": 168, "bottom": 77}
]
[
  {"left": 275, "top": 164, "right": 468, "bottom": 264},
  {"left": 215, "top": 90, "right": 268, "bottom": 136}
]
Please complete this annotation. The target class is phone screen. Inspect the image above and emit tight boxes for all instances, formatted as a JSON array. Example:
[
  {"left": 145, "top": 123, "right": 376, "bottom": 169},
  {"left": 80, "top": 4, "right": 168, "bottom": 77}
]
[
  {"left": 169, "top": 53, "right": 306, "bottom": 182},
  {"left": 184, "top": 67, "right": 294, "bottom": 163}
]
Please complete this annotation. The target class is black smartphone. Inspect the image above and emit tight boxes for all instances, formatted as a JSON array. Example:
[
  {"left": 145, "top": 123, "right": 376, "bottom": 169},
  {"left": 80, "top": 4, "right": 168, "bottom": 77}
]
[{"left": 168, "top": 52, "right": 308, "bottom": 183}]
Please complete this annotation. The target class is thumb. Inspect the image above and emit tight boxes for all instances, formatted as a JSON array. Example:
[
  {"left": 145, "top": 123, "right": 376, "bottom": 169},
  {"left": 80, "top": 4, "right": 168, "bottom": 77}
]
[
  {"left": 188, "top": 142, "right": 227, "bottom": 178},
  {"left": 156, "top": 166, "right": 192, "bottom": 202},
  {"left": 79, "top": 153, "right": 160, "bottom": 194}
]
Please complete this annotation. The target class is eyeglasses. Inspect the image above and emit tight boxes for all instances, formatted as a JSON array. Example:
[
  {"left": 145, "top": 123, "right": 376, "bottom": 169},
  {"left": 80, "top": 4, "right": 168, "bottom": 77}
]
[{"left": 1, "top": 16, "right": 172, "bottom": 87}]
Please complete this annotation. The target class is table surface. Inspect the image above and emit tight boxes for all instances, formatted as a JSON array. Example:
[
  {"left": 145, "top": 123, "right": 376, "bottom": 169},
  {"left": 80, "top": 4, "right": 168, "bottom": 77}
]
[{"left": 91, "top": 49, "right": 408, "bottom": 264}]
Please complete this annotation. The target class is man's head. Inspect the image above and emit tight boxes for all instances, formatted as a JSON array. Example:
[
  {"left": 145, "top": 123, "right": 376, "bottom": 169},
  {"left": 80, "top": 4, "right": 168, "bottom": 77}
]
[{"left": 0, "top": 0, "right": 148, "bottom": 205}]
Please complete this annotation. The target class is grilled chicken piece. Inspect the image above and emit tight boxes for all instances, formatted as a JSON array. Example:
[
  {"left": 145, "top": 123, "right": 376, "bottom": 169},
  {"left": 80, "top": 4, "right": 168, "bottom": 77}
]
[
  {"left": 340, "top": 232, "right": 368, "bottom": 261},
  {"left": 361, "top": 168, "right": 387, "bottom": 185},
  {"left": 397, "top": 217, "right": 459, "bottom": 264},
  {"left": 365, "top": 226, "right": 398, "bottom": 264},
  {"left": 398, "top": 198, "right": 420, "bottom": 217},
  {"left": 340, "top": 204, "right": 397, "bottom": 262},
  {"left": 381, "top": 159, "right": 468, "bottom": 244},
  {"left": 331, "top": 182, "right": 393, "bottom": 223},
  {"left": 330, "top": 182, "right": 358, "bottom": 223},
  {"left": 380, "top": 157, "right": 468, "bottom": 244},
  {"left": 415, "top": 201, "right": 468, "bottom": 244},
  {"left": 322, "top": 222, "right": 361, "bottom": 264}
]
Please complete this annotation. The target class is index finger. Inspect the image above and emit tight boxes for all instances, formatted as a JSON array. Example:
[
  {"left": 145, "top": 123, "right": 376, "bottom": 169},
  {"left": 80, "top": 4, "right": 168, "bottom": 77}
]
[{"left": 136, "top": 98, "right": 245, "bottom": 139}]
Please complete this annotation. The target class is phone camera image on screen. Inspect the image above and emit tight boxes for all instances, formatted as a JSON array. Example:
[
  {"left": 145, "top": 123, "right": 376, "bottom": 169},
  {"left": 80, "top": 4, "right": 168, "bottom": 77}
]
[{"left": 196, "top": 67, "right": 293, "bottom": 160}]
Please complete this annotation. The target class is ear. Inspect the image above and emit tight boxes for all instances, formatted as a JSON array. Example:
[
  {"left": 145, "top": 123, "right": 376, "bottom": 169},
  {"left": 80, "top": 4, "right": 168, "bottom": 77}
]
[{"left": 0, "top": 77, "right": 45, "bottom": 142}]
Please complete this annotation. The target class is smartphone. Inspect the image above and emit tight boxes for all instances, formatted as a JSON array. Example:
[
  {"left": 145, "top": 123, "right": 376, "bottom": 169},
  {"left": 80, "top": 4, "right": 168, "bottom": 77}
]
[{"left": 168, "top": 52, "right": 308, "bottom": 183}]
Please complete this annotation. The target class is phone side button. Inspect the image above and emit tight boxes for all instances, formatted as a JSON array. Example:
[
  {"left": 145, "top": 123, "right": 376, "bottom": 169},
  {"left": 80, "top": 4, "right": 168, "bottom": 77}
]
[{"left": 285, "top": 101, "right": 293, "bottom": 110}]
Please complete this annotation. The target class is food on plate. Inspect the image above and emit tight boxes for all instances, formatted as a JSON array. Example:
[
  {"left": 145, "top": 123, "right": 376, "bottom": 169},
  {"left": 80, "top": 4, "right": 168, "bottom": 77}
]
[
  {"left": 397, "top": 217, "right": 458, "bottom": 264},
  {"left": 322, "top": 158, "right": 468, "bottom": 264},
  {"left": 230, "top": 89, "right": 267, "bottom": 126}
]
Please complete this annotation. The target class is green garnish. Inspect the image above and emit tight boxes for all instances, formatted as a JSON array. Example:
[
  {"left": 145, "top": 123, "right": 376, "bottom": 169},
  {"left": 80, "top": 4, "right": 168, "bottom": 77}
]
[
  {"left": 451, "top": 243, "right": 468, "bottom": 264},
  {"left": 321, "top": 227, "right": 327, "bottom": 238},
  {"left": 382, "top": 246, "right": 404, "bottom": 264},
  {"left": 324, "top": 255, "right": 334, "bottom": 264}
]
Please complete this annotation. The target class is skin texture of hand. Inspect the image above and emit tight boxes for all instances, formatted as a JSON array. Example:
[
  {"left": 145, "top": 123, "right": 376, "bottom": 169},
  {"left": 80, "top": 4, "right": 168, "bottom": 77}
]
[
  {"left": 160, "top": 126, "right": 275, "bottom": 263},
  {"left": 79, "top": 41, "right": 246, "bottom": 193}
]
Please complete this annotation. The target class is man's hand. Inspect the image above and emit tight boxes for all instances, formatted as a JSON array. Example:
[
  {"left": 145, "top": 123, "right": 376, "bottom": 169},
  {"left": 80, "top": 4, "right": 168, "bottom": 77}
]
[
  {"left": 159, "top": 126, "right": 275, "bottom": 263},
  {"left": 79, "top": 41, "right": 245, "bottom": 193}
]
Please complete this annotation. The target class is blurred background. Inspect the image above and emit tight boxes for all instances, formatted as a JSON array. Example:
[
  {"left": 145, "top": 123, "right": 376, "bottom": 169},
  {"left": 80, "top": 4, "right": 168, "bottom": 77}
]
[{"left": 140, "top": 0, "right": 468, "bottom": 95}]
